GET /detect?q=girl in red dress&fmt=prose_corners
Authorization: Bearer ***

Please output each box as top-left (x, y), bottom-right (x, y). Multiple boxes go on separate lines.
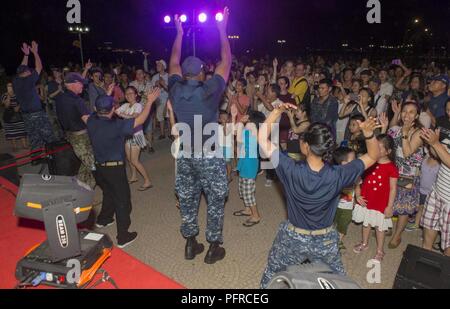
top-left (353, 134), bottom-right (399, 262)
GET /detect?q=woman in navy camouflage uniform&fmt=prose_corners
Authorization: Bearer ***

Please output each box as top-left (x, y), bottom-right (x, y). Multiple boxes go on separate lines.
top-left (258, 103), bottom-right (381, 288)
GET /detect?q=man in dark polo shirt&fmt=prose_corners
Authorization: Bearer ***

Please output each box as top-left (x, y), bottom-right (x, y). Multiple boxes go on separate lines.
top-left (55, 72), bottom-right (96, 189)
top-left (82, 89), bottom-right (160, 248)
top-left (310, 79), bottom-right (339, 136)
top-left (12, 41), bottom-right (56, 152)
top-left (168, 8), bottom-right (231, 264)
top-left (428, 75), bottom-right (449, 126)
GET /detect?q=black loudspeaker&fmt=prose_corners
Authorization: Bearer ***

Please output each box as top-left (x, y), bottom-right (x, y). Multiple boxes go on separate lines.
top-left (46, 141), bottom-right (81, 176)
top-left (0, 153), bottom-right (20, 186)
top-left (393, 245), bottom-right (450, 289)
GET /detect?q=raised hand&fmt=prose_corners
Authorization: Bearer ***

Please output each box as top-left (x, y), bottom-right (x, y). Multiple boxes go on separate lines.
top-left (421, 128), bottom-right (441, 146)
top-left (379, 112), bottom-right (389, 130)
top-left (106, 83), bottom-right (116, 96)
top-left (277, 103), bottom-right (298, 113)
top-left (217, 7), bottom-right (230, 33)
top-left (85, 59), bottom-right (93, 71)
top-left (357, 117), bottom-right (381, 138)
top-left (21, 43), bottom-right (30, 55)
top-left (147, 87), bottom-right (161, 104)
top-left (273, 58), bottom-right (278, 68)
top-left (391, 98), bottom-right (401, 114)
top-left (30, 41), bottom-right (39, 55)
top-left (174, 15), bottom-right (184, 35)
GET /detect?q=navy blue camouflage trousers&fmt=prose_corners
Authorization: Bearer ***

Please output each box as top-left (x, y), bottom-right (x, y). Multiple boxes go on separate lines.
top-left (260, 221), bottom-right (345, 288)
top-left (22, 111), bottom-right (57, 150)
top-left (175, 157), bottom-right (228, 244)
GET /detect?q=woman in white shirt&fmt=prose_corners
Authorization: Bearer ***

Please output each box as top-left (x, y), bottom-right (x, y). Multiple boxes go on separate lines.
top-left (116, 86), bottom-right (153, 191)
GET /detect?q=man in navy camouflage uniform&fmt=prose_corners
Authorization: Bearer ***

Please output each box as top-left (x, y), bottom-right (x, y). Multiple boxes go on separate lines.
top-left (13, 42), bottom-right (57, 154)
top-left (168, 8), bottom-right (232, 264)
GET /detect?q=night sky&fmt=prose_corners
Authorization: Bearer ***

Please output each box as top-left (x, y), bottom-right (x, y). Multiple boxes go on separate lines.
top-left (1, 0), bottom-right (449, 73)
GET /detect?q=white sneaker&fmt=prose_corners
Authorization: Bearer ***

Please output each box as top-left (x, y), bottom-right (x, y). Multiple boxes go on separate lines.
top-left (95, 221), bottom-right (114, 228)
top-left (265, 180), bottom-right (273, 187)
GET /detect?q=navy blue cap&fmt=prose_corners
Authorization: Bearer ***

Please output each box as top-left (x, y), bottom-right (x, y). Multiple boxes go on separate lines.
top-left (181, 56), bottom-right (205, 76)
top-left (95, 95), bottom-right (114, 113)
top-left (370, 77), bottom-right (381, 85)
top-left (16, 65), bottom-right (31, 75)
top-left (431, 74), bottom-right (449, 87)
top-left (64, 72), bottom-right (86, 84)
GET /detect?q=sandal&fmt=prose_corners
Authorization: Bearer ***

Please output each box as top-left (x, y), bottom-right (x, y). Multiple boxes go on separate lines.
top-left (233, 210), bottom-right (251, 217)
top-left (353, 243), bottom-right (369, 254)
top-left (138, 184), bottom-right (154, 191)
top-left (373, 250), bottom-right (385, 263)
top-left (128, 179), bottom-right (138, 184)
top-left (243, 219), bottom-right (261, 227)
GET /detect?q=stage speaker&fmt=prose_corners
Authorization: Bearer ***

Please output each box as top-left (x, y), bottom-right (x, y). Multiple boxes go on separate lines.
top-left (0, 153), bottom-right (19, 186)
top-left (46, 141), bottom-right (81, 177)
top-left (393, 245), bottom-right (450, 289)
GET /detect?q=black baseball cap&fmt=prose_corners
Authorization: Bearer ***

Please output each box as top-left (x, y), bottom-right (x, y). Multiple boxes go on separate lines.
top-left (95, 95), bottom-right (114, 113)
top-left (431, 75), bottom-right (449, 88)
top-left (16, 65), bottom-right (31, 75)
top-left (64, 72), bottom-right (86, 84)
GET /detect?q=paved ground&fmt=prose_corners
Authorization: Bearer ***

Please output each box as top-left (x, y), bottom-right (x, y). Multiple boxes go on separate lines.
top-left (1, 134), bottom-right (424, 289)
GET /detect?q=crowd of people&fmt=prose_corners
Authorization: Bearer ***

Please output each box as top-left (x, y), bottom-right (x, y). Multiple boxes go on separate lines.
top-left (2, 6), bottom-right (450, 287)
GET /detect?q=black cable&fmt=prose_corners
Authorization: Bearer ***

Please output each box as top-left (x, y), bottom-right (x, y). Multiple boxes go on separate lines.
top-left (14, 271), bottom-right (38, 289)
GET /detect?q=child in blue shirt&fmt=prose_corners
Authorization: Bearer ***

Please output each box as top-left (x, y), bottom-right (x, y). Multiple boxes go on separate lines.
top-left (232, 110), bottom-right (266, 227)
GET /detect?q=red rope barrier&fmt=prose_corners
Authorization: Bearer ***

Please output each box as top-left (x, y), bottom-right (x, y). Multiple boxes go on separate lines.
top-left (0, 144), bottom-right (72, 171)
top-left (13, 148), bottom-right (45, 160)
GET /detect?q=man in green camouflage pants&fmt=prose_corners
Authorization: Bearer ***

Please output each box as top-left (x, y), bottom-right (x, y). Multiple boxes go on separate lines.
top-left (55, 72), bottom-right (96, 189)
top-left (66, 132), bottom-right (96, 188)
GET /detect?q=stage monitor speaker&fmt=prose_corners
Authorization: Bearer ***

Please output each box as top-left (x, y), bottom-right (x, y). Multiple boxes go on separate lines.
top-left (0, 153), bottom-right (19, 186)
top-left (393, 245), bottom-right (450, 289)
top-left (46, 141), bottom-right (81, 176)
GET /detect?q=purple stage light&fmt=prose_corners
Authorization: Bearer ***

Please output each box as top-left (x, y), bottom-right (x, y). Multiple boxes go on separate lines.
top-left (180, 14), bottom-right (187, 23)
top-left (164, 15), bottom-right (171, 24)
top-left (215, 12), bottom-right (224, 22)
top-left (198, 13), bottom-right (207, 23)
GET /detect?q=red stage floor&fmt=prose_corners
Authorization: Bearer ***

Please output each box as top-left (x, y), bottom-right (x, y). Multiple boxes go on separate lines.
top-left (0, 177), bottom-right (184, 289)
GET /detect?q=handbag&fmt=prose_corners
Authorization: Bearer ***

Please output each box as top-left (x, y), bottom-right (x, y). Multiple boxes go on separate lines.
top-left (397, 176), bottom-right (415, 189)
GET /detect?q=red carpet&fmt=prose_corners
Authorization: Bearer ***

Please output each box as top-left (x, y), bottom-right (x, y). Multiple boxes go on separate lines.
top-left (0, 177), bottom-right (184, 289)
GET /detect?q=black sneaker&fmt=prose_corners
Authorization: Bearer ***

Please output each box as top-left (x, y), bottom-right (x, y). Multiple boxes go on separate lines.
top-left (148, 147), bottom-right (155, 154)
top-left (158, 135), bottom-right (166, 140)
top-left (204, 243), bottom-right (226, 264)
top-left (117, 232), bottom-right (138, 248)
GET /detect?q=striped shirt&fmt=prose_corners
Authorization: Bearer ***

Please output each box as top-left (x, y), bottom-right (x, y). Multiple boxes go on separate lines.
top-left (435, 151), bottom-right (450, 202)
